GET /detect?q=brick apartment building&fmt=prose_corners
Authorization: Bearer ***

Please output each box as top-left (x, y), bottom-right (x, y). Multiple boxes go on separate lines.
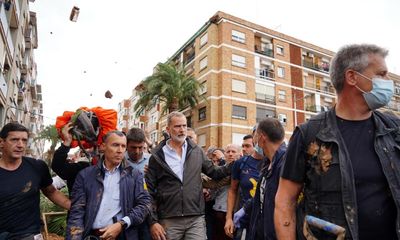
top-left (118, 11), bottom-right (400, 149)
top-left (0, 0), bottom-right (44, 158)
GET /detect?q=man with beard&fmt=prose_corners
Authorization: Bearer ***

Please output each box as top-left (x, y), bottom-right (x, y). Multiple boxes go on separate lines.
top-left (146, 111), bottom-right (232, 240)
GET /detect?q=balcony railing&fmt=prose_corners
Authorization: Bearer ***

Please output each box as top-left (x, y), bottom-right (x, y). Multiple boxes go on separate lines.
top-left (256, 68), bottom-right (275, 80)
top-left (305, 105), bottom-right (330, 113)
top-left (323, 86), bottom-right (335, 94)
top-left (0, 73), bottom-right (7, 97)
top-left (303, 60), bottom-right (330, 73)
top-left (387, 101), bottom-right (400, 112)
top-left (0, 4), bottom-right (14, 59)
top-left (255, 45), bottom-right (274, 57)
top-left (183, 53), bottom-right (195, 65)
top-left (255, 93), bottom-right (276, 104)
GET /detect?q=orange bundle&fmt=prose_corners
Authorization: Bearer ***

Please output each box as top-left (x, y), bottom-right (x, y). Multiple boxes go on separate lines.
top-left (55, 106), bottom-right (117, 149)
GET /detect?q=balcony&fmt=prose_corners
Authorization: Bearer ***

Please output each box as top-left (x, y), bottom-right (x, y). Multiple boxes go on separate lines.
top-left (255, 45), bottom-right (274, 57)
top-left (303, 60), bottom-right (330, 73)
top-left (183, 52), bottom-right (195, 65)
top-left (0, 73), bottom-right (7, 98)
top-left (9, 0), bottom-right (20, 29)
top-left (139, 115), bottom-right (149, 122)
top-left (30, 83), bottom-right (37, 99)
top-left (387, 101), bottom-right (400, 112)
top-left (255, 92), bottom-right (276, 104)
top-left (256, 68), bottom-right (275, 80)
top-left (305, 105), bottom-right (330, 113)
top-left (0, 4), bottom-right (14, 59)
top-left (323, 85), bottom-right (335, 94)
top-left (17, 89), bottom-right (25, 101)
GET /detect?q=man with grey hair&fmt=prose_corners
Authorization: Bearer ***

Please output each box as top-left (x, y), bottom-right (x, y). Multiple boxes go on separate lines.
top-left (67, 130), bottom-right (151, 240)
top-left (275, 44), bottom-right (400, 240)
top-left (146, 111), bottom-right (232, 240)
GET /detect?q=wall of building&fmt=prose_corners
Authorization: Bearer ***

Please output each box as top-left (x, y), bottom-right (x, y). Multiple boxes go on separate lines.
top-left (122, 11), bottom-right (400, 151)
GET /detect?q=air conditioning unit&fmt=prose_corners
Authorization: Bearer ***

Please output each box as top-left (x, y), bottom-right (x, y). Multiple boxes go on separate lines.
top-left (308, 53), bottom-right (314, 58)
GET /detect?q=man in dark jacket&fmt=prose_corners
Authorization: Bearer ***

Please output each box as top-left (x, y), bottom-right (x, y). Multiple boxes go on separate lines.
top-left (51, 122), bottom-right (91, 194)
top-left (66, 130), bottom-right (151, 240)
top-left (146, 111), bottom-right (232, 240)
top-left (239, 118), bottom-right (286, 240)
top-left (275, 44), bottom-right (400, 240)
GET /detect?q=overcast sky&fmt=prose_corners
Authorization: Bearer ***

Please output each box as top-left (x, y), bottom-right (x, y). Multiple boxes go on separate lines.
top-left (30, 0), bottom-right (400, 125)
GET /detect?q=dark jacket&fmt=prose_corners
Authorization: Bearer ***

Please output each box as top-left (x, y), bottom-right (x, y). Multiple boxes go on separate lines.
top-left (66, 160), bottom-right (151, 240)
top-left (51, 144), bottom-right (90, 193)
top-left (246, 144), bottom-right (286, 240)
top-left (145, 138), bottom-right (232, 224)
top-left (295, 109), bottom-right (400, 240)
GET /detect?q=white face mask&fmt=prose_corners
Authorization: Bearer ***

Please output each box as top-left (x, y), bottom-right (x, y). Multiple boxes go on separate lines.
top-left (354, 72), bottom-right (394, 110)
top-left (254, 143), bottom-right (264, 157)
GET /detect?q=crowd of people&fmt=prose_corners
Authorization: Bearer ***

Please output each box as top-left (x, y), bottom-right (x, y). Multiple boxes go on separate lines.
top-left (1, 43), bottom-right (400, 240)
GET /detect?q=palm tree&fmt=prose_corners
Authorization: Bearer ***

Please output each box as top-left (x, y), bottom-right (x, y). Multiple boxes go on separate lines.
top-left (35, 124), bottom-right (60, 166)
top-left (134, 62), bottom-right (202, 116)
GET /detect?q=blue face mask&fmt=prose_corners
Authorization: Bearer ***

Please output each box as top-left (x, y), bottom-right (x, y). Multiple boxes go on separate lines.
top-left (355, 72), bottom-right (394, 110)
top-left (254, 144), bottom-right (264, 157)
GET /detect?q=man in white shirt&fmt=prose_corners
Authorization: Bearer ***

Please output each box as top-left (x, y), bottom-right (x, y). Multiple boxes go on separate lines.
top-left (146, 112), bottom-right (232, 240)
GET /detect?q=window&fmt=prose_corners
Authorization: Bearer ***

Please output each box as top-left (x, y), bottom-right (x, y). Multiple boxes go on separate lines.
top-left (255, 83), bottom-right (275, 103)
top-left (232, 54), bottom-right (246, 68)
top-left (256, 107), bottom-right (276, 122)
top-left (277, 67), bottom-right (285, 78)
top-left (199, 81), bottom-right (207, 95)
top-left (232, 79), bottom-right (246, 93)
top-left (232, 105), bottom-right (247, 120)
top-left (232, 133), bottom-right (246, 145)
top-left (276, 45), bottom-right (284, 55)
top-left (278, 90), bottom-right (286, 101)
top-left (199, 107), bottom-right (206, 121)
top-left (200, 57), bottom-right (208, 70)
top-left (200, 33), bottom-right (208, 47)
top-left (150, 131), bottom-right (157, 143)
top-left (278, 113), bottom-right (287, 126)
top-left (395, 86), bottom-right (400, 95)
top-left (232, 30), bottom-right (246, 43)
top-left (151, 114), bottom-right (157, 124)
top-left (198, 134), bottom-right (206, 147)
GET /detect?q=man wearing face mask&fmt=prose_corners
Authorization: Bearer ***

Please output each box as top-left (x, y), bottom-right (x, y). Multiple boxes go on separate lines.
top-left (238, 118), bottom-right (286, 240)
top-left (275, 44), bottom-right (400, 240)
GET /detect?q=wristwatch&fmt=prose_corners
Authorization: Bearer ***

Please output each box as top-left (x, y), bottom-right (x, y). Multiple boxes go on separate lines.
top-left (118, 219), bottom-right (128, 230)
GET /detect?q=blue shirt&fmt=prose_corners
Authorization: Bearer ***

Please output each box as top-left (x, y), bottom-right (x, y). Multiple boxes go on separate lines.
top-left (162, 139), bottom-right (188, 182)
top-left (92, 162), bottom-right (131, 229)
top-left (126, 152), bottom-right (150, 174)
top-left (231, 155), bottom-right (261, 206)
